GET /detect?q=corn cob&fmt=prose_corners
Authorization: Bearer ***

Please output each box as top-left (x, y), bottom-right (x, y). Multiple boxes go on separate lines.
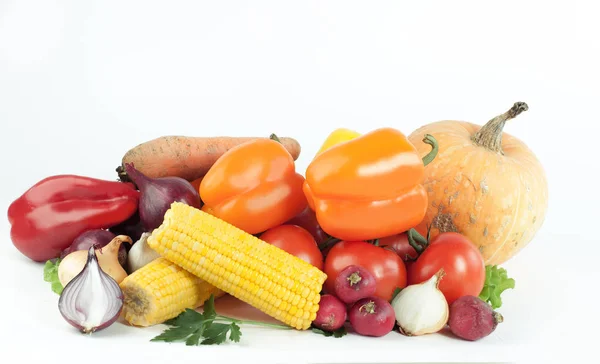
top-left (147, 202), bottom-right (328, 330)
top-left (120, 257), bottom-right (225, 327)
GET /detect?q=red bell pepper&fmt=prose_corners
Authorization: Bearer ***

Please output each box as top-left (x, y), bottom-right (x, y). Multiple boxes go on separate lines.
top-left (7, 175), bottom-right (140, 262)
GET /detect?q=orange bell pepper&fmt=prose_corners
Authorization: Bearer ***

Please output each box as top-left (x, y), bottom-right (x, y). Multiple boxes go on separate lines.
top-left (303, 128), bottom-right (438, 241)
top-left (199, 136), bottom-right (308, 235)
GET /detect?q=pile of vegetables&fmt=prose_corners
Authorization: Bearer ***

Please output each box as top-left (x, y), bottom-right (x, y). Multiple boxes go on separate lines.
top-left (9, 102), bottom-right (546, 345)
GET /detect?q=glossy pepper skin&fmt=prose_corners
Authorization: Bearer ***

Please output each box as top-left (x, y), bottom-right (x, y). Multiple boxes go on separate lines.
top-left (8, 175), bottom-right (140, 262)
top-left (315, 128), bottom-right (361, 157)
top-left (304, 127), bottom-right (435, 241)
top-left (200, 137), bottom-right (308, 235)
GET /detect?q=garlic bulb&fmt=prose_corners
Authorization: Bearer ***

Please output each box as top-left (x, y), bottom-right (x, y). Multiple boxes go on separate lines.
top-left (391, 269), bottom-right (449, 336)
top-left (126, 232), bottom-right (160, 273)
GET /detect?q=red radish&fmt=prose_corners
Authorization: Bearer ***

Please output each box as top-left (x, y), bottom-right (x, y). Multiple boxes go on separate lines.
top-left (448, 295), bottom-right (504, 341)
top-left (348, 296), bottom-right (395, 337)
top-left (334, 265), bottom-right (377, 304)
top-left (312, 294), bottom-right (347, 331)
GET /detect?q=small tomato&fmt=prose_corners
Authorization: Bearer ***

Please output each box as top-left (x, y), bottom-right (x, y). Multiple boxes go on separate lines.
top-left (323, 240), bottom-right (407, 301)
top-left (260, 224), bottom-right (324, 270)
top-left (408, 232), bottom-right (486, 305)
top-left (378, 232), bottom-right (418, 262)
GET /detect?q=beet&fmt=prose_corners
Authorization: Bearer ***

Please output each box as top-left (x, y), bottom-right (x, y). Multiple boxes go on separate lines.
top-left (313, 294), bottom-right (347, 331)
top-left (448, 295), bottom-right (504, 341)
top-left (348, 296), bottom-right (395, 337)
top-left (334, 265), bottom-right (377, 304)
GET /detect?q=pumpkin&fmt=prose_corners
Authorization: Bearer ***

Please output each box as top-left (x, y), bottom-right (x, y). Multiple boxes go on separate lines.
top-left (408, 102), bottom-right (548, 265)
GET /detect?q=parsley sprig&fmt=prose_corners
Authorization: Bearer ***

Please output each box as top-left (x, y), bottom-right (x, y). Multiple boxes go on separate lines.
top-left (479, 265), bottom-right (515, 309)
top-left (151, 295), bottom-right (292, 345)
top-left (311, 326), bottom-right (347, 338)
top-left (43, 258), bottom-right (63, 295)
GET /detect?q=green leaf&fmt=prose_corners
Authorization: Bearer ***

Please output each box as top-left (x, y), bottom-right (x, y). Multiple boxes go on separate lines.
top-left (185, 332), bottom-right (202, 346)
top-left (200, 324), bottom-right (231, 345)
top-left (311, 326), bottom-right (347, 338)
top-left (229, 323), bottom-right (242, 342)
top-left (332, 326), bottom-right (347, 338)
top-left (390, 287), bottom-right (403, 302)
top-left (150, 325), bottom-right (199, 343)
top-left (152, 294), bottom-right (245, 346)
top-left (43, 259), bottom-right (63, 295)
top-left (202, 322), bottom-right (230, 345)
top-left (201, 295), bottom-right (217, 320)
top-left (164, 308), bottom-right (204, 327)
top-left (479, 265), bottom-right (516, 309)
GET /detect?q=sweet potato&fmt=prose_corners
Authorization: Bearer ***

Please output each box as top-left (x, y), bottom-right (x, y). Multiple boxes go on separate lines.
top-left (117, 135), bottom-right (301, 182)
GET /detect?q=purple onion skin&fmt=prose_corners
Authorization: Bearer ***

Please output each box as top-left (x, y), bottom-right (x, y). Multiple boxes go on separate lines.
top-left (58, 246), bottom-right (124, 334)
top-left (109, 212), bottom-right (145, 244)
top-left (60, 230), bottom-right (127, 266)
top-left (124, 163), bottom-right (202, 231)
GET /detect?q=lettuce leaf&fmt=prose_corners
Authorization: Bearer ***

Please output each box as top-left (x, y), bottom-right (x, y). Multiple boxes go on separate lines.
top-left (479, 265), bottom-right (515, 309)
top-left (43, 259), bottom-right (63, 295)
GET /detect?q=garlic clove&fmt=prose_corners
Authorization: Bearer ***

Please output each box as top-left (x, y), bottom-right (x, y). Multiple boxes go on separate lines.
top-left (126, 232), bottom-right (161, 273)
top-left (391, 269), bottom-right (449, 336)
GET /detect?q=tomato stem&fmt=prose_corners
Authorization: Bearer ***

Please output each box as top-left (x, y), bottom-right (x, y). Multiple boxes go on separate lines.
top-left (318, 236), bottom-right (341, 252)
top-left (407, 228), bottom-right (429, 256)
top-left (421, 134), bottom-right (439, 166)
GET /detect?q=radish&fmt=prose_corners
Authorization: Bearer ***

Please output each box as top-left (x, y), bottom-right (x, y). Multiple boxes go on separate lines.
top-left (312, 294), bottom-right (347, 331)
top-left (348, 296), bottom-right (395, 337)
top-left (448, 295), bottom-right (504, 341)
top-left (334, 264), bottom-right (376, 304)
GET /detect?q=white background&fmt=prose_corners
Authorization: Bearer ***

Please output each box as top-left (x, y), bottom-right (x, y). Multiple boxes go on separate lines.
top-left (1, 1), bottom-right (598, 363)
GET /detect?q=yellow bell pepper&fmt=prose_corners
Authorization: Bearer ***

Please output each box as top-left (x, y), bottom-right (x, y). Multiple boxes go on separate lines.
top-left (315, 128), bottom-right (361, 156)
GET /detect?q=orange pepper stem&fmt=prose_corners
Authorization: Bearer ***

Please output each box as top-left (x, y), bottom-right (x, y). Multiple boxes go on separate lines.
top-left (421, 134), bottom-right (439, 166)
top-left (269, 133), bottom-right (282, 143)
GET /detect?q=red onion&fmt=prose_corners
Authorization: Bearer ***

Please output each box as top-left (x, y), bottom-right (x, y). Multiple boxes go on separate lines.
top-left (124, 163), bottom-right (202, 231)
top-left (60, 229), bottom-right (127, 267)
top-left (58, 246), bottom-right (124, 334)
top-left (109, 212), bottom-right (145, 244)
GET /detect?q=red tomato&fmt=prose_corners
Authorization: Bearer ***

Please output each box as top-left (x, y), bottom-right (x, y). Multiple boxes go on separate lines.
top-left (285, 207), bottom-right (328, 244)
top-left (323, 240), bottom-right (407, 301)
top-left (378, 232), bottom-right (418, 262)
top-left (408, 232), bottom-right (485, 305)
top-left (260, 224), bottom-right (324, 270)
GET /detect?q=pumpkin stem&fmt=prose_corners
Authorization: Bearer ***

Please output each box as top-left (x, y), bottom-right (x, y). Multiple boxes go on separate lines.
top-left (471, 102), bottom-right (529, 154)
top-left (421, 134), bottom-right (439, 166)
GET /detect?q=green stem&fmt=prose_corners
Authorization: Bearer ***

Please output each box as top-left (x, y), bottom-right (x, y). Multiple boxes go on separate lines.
top-left (215, 315), bottom-right (292, 330)
top-left (270, 133), bottom-right (282, 143)
top-left (407, 230), bottom-right (424, 254)
top-left (421, 134), bottom-right (439, 166)
top-left (407, 228), bottom-right (430, 255)
top-left (318, 236), bottom-right (341, 252)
